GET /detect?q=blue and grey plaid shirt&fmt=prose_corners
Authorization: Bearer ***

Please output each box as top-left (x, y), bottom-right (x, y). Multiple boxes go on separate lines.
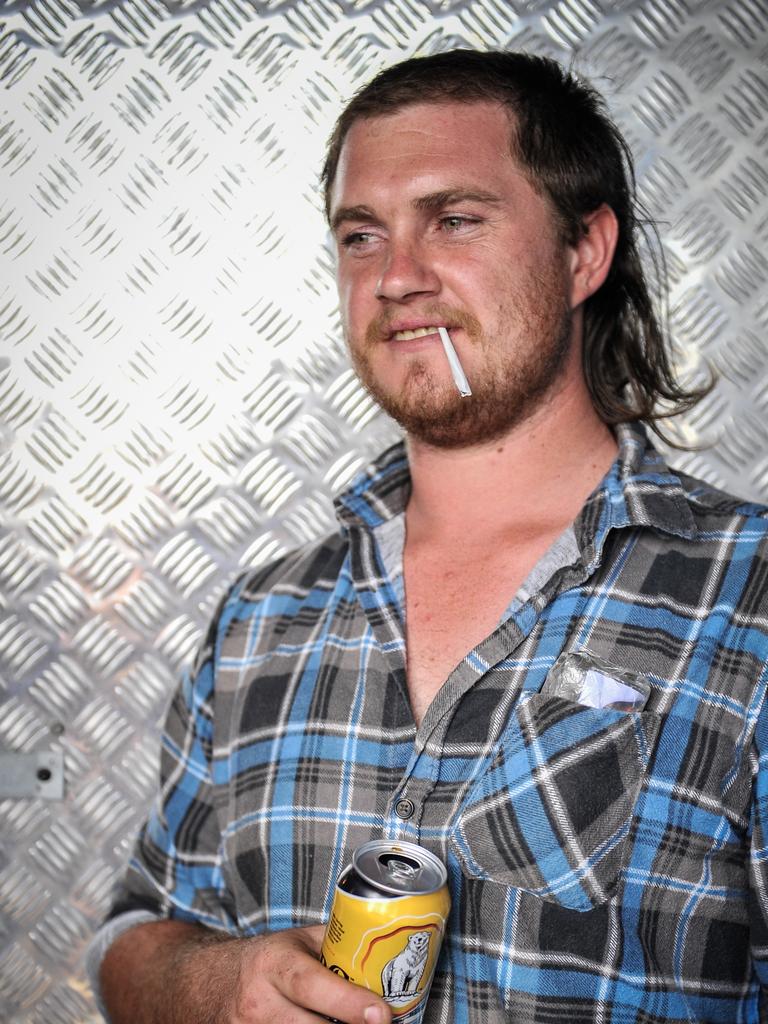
top-left (108, 424), bottom-right (768, 1022)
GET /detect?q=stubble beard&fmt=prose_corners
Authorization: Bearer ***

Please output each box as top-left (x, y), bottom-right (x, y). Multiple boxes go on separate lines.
top-left (347, 280), bottom-right (574, 450)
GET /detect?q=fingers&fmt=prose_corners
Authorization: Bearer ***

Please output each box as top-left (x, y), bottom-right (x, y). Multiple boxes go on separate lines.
top-left (234, 927), bottom-right (391, 1024)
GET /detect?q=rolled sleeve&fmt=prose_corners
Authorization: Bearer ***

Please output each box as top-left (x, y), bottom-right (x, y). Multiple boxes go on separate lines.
top-left (108, 589), bottom-right (238, 933)
top-left (749, 684), bottom-right (768, 1005)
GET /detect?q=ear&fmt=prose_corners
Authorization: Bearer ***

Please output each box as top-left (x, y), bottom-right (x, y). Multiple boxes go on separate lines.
top-left (568, 204), bottom-right (619, 309)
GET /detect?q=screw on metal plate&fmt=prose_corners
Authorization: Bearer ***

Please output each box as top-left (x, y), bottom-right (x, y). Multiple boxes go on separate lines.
top-left (0, 750), bottom-right (65, 800)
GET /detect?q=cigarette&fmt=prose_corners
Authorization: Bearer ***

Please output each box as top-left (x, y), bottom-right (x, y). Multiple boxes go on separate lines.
top-left (438, 327), bottom-right (472, 397)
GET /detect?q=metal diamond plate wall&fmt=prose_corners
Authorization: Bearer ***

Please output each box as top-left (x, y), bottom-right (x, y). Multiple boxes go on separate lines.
top-left (0, 0), bottom-right (766, 1020)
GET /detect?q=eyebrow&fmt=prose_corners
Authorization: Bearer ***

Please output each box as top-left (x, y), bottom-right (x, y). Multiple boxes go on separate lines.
top-left (330, 188), bottom-right (502, 233)
top-left (413, 188), bottom-right (502, 212)
top-left (330, 204), bottom-right (379, 234)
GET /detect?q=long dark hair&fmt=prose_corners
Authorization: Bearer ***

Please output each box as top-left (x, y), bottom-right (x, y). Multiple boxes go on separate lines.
top-left (321, 49), bottom-right (711, 440)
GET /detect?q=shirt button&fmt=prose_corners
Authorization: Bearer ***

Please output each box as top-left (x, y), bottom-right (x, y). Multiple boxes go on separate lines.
top-left (395, 798), bottom-right (414, 820)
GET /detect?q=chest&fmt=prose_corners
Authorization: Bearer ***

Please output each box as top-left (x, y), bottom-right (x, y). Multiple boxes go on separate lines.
top-left (219, 541), bottom-right (757, 948)
top-left (402, 540), bottom-right (546, 722)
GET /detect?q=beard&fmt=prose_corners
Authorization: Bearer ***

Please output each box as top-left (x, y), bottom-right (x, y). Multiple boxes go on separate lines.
top-left (347, 270), bottom-right (574, 450)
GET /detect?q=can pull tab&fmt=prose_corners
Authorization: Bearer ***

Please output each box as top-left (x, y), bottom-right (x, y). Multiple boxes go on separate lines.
top-left (379, 853), bottom-right (420, 881)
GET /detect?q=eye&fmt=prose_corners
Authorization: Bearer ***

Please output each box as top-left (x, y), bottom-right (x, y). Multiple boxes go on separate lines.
top-left (439, 214), bottom-right (479, 233)
top-left (338, 230), bottom-right (382, 255)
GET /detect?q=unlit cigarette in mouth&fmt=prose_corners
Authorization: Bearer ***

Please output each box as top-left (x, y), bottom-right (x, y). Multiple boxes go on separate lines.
top-left (437, 327), bottom-right (472, 398)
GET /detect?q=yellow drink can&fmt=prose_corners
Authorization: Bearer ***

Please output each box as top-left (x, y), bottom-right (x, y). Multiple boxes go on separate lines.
top-left (320, 840), bottom-right (450, 1024)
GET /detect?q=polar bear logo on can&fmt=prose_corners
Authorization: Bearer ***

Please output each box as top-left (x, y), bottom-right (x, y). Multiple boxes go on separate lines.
top-left (381, 931), bottom-right (431, 1003)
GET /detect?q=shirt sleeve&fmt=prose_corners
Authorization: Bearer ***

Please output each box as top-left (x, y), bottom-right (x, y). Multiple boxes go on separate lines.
top-left (749, 685), bottom-right (768, 999)
top-left (106, 587), bottom-right (239, 933)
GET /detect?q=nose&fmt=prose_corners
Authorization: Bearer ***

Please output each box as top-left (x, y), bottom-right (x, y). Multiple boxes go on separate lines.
top-left (375, 239), bottom-right (440, 303)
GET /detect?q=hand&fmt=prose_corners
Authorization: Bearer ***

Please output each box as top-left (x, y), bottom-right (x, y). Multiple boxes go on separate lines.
top-left (100, 918), bottom-right (392, 1024)
top-left (225, 924), bottom-right (391, 1024)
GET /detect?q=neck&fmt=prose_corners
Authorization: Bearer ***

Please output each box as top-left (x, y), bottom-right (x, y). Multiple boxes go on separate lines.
top-left (404, 374), bottom-right (619, 546)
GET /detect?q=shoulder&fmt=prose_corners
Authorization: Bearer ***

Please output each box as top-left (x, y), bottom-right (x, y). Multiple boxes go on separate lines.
top-left (208, 529), bottom-right (350, 645)
top-left (660, 471), bottom-right (768, 653)
top-left (672, 468), bottom-right (768, 535)
top-left (239, 531), bottom-right (349, 600)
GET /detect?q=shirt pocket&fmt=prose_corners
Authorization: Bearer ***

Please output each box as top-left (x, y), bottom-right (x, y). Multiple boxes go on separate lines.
top-left (450, 693), bottom-right (661, 911)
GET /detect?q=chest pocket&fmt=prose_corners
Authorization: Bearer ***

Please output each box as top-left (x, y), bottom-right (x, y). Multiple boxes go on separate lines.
top-left (450, 693), bottom-right (661, 911)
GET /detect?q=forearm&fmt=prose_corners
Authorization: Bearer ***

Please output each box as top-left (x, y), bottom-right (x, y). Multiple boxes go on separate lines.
top-left (100, 919), bottom-right (235, 1024)
top-left (99, 918), bottom-right (391, 1024)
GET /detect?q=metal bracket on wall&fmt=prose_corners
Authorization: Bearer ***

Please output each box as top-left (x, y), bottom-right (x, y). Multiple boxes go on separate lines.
top-left (0, 750), bottom-right (65, 800)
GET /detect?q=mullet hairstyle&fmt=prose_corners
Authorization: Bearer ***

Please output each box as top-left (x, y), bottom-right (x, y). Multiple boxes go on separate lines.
top-left (321, 49), bottom-right (711, 440)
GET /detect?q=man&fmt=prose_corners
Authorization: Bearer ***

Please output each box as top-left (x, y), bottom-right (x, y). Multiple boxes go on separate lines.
top-left (91, 50), bottom-right (768, 1023)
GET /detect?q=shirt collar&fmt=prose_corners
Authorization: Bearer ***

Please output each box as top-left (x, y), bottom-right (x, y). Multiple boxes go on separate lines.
top-left (334, 422), bottom-right (697, 547)
top-left (591, 421), bottom-right (696, 532)
top-left (333, 440), bottom-right (410, 530)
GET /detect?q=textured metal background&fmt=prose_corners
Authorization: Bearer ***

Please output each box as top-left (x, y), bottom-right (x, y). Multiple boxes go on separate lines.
top-left (0, 1), bottom-right (766, 1020)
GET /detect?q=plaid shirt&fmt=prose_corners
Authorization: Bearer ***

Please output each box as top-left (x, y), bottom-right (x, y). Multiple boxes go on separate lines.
top-left (110, 424), bottom-right (768, 1023)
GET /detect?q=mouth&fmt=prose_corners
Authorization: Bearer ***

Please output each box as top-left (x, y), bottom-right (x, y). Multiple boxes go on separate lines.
top-left (390, 326), bottom-right (444, 342)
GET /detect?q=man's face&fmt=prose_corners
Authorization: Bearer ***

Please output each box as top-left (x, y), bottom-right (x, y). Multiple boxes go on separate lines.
top-left (329, 100), bottom-right (582, 449)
